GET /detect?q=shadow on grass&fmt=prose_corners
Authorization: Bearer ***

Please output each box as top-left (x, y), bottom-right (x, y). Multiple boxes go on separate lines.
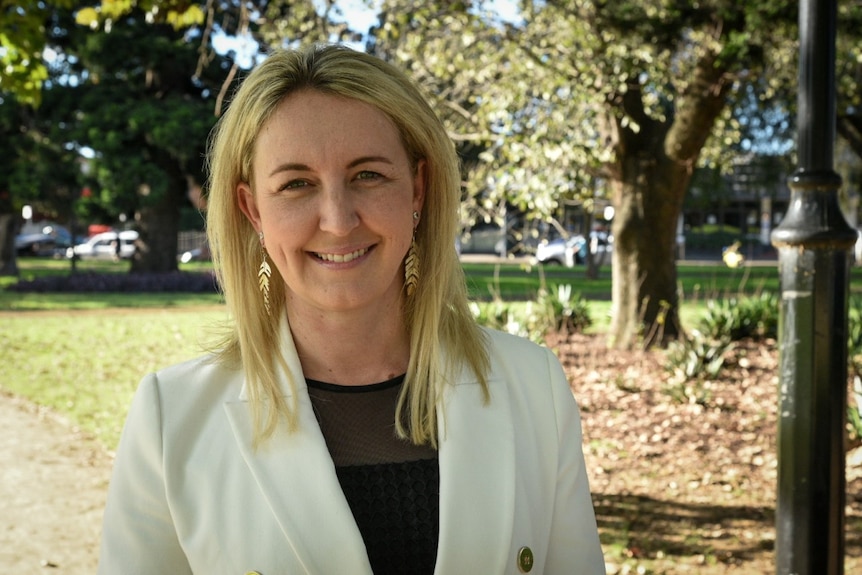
top-left (593, 492), bottom-right (862, 567)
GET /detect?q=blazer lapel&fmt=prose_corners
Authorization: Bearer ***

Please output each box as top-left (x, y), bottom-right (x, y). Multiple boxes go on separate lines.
top-left (434, 370), bottom-right (516, 574)
top-left (224, 319), bottom-right (372, 575)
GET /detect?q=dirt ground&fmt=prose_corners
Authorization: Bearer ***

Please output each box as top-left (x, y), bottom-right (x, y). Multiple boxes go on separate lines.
top-left (0, 391), bottom-right (112, 573)
top-left (552, 332), bottom-right (862, 574)
top-left (1, 332), bottom-right (860, 574)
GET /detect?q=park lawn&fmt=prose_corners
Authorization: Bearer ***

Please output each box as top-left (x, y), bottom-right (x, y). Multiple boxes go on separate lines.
top-left (2, 256), bottom-right (815, 309)
top-left (0, 307), bottom-right (230, 449)
top-left (2, 255), bottom-right (860, 450)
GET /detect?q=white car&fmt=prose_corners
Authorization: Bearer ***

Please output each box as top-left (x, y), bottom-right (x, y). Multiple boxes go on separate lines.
top-left (535, 236), bottom-right (586, 267)
top-left (67, 230), bottom-right (139, 260)
top-left (535, 232), bottom-right (613, 268)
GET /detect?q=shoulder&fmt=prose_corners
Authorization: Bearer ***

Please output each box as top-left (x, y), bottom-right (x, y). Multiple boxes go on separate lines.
top-left (138, 353), bottom-right (245, 414)
top-left (152, 352), bottom-right (232, 383)
top-left (475, 327), bottom-right (567, 395)
top-left (480, 326), bottom-right (557, 368)
top-left (477, 326), bottom-right (575, 407)
top-left (120, 352), bottom-right (246, 449)
top-left (470, 328), bottom-right (582, 445)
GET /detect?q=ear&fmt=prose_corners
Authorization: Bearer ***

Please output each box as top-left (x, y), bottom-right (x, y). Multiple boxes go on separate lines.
top-left (412, 159), bottom-right (427, 217)
top-left (237, 182), bottom-right (262, 232)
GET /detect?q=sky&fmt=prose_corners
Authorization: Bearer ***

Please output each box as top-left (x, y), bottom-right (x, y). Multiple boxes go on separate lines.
top-left (212, 0), bottom-right (522, 67)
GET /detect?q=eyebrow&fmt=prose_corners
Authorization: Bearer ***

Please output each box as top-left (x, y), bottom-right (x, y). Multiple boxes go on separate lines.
top-left (267, 156), bottom-right (395, 178)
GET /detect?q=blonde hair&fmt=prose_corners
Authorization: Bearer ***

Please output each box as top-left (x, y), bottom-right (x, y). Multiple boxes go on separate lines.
top-left (205, 44), bottom-right (489, 446)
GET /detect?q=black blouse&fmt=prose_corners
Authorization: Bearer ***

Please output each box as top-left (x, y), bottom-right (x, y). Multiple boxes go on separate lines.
top-left (306, 375), bottom-right (439, 575)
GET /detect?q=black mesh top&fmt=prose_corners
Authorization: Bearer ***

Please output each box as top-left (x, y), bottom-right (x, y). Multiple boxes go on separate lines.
top-left (306, 375), bottom-right (439, 575)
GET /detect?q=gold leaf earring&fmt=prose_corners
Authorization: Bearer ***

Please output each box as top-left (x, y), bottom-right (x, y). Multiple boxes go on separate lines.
top-left (405, 211), bottom-right (420, 297)
top-left (258, 232), bottom-right (272, 315)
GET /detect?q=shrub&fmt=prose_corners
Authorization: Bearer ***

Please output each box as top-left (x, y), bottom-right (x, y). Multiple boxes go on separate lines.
top-left (469, 284), bottom-right (592, 345)
top-left (536, 284), bottom-right (592, 334)
top-left (8, 271), bottom-right (220, 293)
top-left (664, 330), bottom-right (733, 379)
top-left (846, 297), bottom-right (862, 444)
top-left (470, 300), bottom-right (549, 344)
top-left (698, 292), bottom-right (778, 342)
top-left (850, 376), bottom-right (862, 445)
top-left (663, 330), bottom-right (735, 405)
top-left (665, 330), bottom-right (733, 381)
top-left (847, 296), bottom-right (862, 374)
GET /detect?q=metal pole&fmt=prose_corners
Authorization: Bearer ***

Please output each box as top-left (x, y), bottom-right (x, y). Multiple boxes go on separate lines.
top-left (770, 0), bottom-right (855, 573)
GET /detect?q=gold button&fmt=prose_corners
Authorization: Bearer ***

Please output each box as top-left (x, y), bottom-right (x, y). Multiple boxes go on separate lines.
top-left (517, 546), bottom-right (534, 573)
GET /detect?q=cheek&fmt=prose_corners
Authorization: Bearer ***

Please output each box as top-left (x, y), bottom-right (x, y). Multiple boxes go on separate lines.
top-left (259, 202), bottom-right (310, 243)
top-left (261, 210), bottom-right (314, 255)
top-left (374, 194), bottom-right (415, 233)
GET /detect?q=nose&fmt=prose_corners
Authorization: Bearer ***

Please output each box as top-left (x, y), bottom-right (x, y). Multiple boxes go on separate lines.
top-left (318, 182), bottom-right (359, 237)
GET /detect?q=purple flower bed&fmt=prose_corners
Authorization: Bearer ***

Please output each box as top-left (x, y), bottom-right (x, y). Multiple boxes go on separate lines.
top-left (9, 272), bottom-right (221, 293)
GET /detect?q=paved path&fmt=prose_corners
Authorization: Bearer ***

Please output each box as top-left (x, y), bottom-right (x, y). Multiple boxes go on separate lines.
top-left (0, 392), bottom-right (111, 573)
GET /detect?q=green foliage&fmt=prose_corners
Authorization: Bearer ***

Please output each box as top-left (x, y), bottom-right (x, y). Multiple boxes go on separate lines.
top-left (847, 296), bottom-right (862, 443)
top-left (0, 0), bottom-right (205, 106)
top-left (0, 0), bottom-right (77, 106)
top-left (536, 283), bottom-right (593, 334)
top-left (469, 282), bottom-right (593, 344)
top-left (850, 376), bottom-right (862, 445)
top-left (469, 299), bottom-right (549, 344)
top-left (67, 14), bottom-right (220, 219)
top-left (685, 230), bottom-right (740, 251)
top-left (663, 324), bottom-right (734, 405)
top-left (697, 292), bottom-right (778, 342)
top-left (847, 296), bottom-right (862, 373)
top-left (76, 1), bottom-right (205, 30)
top-left (663, 290), bottom-right (777, 404)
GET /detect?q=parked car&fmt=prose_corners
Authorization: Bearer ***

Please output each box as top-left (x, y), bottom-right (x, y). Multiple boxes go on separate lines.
top-left (535, 232), bottom-right (613, 267)
top-left (179, 240), bottom-right (211, 263)
top-left (535, 235), bottom-right (586, 267)
top-left (15, 224), bottom-right (76, 257)
top-left (66, 230), bottom-right (139, 260)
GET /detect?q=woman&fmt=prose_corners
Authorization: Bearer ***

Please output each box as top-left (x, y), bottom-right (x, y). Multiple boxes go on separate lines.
top-left (98, 44), bottom-right (605, 575)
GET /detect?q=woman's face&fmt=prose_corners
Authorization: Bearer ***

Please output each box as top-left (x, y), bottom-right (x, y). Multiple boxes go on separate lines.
top-left (238, 90), bottom-right (425, 317)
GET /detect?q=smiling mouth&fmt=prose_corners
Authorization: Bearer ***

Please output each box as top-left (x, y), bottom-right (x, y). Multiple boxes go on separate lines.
top-left (314, 247), bottom-right (369, 263)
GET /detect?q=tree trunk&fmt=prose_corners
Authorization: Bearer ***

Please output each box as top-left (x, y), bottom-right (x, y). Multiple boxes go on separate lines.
top-left (130, 157), bottom-right (184, 273)
top-left (609, 154), bottom-right (688, 348)
top-left (0, 212), bottom-right (19, 276)
top-left (607, 48), bottom-right (732, 349)
top-left (837, 114), bottom-right (862, 161)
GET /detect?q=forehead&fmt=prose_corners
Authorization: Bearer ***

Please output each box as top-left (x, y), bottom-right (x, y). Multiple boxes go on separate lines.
top-left (253, 90), bottom-right (407, 168)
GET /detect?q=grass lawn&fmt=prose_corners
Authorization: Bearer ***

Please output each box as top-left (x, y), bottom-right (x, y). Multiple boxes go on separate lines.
top-left (2, 256), bottom-right (811, 309)
top-left (462, 260), bottom-right (785, 301)
top-left (2, 255), bottom-right (861, 449)
top-left (0, 307), bottom-right (230, 449)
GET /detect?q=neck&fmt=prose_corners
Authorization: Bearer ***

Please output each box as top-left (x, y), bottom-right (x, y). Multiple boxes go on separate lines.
top-left (286, 299), bottom-right (410, 386)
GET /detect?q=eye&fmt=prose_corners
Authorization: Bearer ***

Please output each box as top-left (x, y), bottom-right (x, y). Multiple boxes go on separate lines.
top-left (355, 170), bottom-right (383, 181)
top-left (278, 179), bottom-right (308, 192)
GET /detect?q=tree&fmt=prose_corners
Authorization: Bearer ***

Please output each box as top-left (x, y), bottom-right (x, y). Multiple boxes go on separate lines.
top-left (0, 0), bottom-right (77, 107)
top-left (837, 3), bottom-right (862, 162)
top-left (0, 83), bottom-right (84, 276)
top-left (218, 0), bottom-right (807, 347)
top-left (7, 0), bottom-right (856, 331)
top-left (1, 2), bottom-right (235, 273)
top-left (0, 95), bottom-right (27, 276)
top-left (67, 10), bottom-right (224, 272)
top-left (362, 0), bottom-right (801, 347)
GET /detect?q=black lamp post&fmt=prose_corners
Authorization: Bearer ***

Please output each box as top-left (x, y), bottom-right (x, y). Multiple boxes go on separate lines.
top-left (770, 0), bottom-right (855, 573)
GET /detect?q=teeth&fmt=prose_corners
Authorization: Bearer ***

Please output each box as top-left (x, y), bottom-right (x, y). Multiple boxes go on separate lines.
top-left (316, 248), bottom-right (368, 263)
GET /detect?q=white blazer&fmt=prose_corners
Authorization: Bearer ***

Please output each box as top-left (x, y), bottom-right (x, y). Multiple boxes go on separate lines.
top-left (98, 321), bottom-right (605, 574)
